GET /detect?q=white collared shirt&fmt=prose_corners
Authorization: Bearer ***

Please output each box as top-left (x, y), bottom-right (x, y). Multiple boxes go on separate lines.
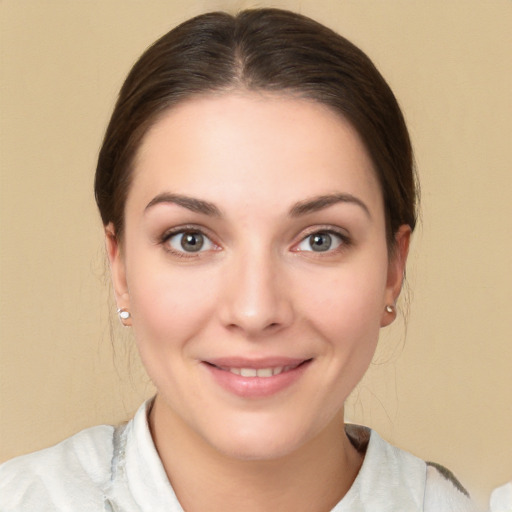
top-left (0, 400), bottom-right (477, 511)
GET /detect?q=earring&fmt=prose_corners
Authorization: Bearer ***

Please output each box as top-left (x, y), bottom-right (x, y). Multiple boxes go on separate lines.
top-left (117, 308), bottom-right (131, 320)
top-left (385, 304), bottom-right (395, 314)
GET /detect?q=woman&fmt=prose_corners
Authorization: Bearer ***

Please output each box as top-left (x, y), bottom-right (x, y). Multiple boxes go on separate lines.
top-left (0, 8), bottom-right (477, 511)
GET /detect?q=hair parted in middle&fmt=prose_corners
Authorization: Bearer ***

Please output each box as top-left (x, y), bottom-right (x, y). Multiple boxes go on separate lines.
top-left (95, 8), bottom-right (417, 247)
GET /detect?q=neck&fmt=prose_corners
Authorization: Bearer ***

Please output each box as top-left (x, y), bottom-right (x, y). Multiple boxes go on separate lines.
top-left (149, 396), bottom-right (363, 512)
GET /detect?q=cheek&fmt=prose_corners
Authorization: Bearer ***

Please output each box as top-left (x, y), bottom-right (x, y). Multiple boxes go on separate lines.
top-left (126, 258), bottom-right (219, 350)
top-left (302, 260), bottom-right (388, 335)
top-left (298, 251), bottom-right (389, 392)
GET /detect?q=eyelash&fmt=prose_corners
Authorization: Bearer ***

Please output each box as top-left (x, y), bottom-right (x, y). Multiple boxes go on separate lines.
top-left (293, 227), bottom-right (351, 254)
top-left (160, 225), bottom-right (218, 258)
top-left (159, 225), bottom-right (351, 258)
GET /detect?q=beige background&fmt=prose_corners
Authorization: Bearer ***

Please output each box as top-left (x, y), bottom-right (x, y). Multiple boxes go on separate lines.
top-left (1, 0), bottom-right (510, 508)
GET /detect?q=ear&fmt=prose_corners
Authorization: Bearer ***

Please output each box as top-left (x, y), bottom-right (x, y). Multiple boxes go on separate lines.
top-left (381, 225), bottom-right (411, 327)
top-left (105, 223), bottom-right (131, 326)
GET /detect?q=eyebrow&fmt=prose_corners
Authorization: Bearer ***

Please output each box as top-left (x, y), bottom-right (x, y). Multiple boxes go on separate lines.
top-left (289, 193), bottom-right (371, 218)
top-left (145, 192), bottom-right (370, 219)
top-left (145, 193), bottom-right (222, 217)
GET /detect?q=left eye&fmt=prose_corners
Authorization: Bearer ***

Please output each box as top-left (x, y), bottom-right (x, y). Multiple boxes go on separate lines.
top-left (166, 230), bottom-right (215, 253)
top-left (296, 231), bottom-right (344, 252)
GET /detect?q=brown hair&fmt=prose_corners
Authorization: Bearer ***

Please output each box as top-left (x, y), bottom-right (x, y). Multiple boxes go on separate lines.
top-left (95, 8), bottom-right (417, 246)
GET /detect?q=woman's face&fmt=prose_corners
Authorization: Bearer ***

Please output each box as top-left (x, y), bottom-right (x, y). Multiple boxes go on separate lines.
top-left (108, 93), bottom-right (409, 460)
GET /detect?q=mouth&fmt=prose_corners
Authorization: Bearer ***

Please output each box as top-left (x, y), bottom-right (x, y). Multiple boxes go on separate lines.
top-left (207, 361), bottom-right (308, 378)
top-left (202, 358), bottom-right (313, 398)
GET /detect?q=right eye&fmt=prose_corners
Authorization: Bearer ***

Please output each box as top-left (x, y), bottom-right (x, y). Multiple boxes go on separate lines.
top-left (165, 230), bottom-right (215, 254)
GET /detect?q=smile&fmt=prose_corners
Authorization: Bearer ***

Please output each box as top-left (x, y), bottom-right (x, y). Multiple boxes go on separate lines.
top-left (203, 359), bottom-right (312, 398)
top-left (219, 364), bottom-right (301, 378)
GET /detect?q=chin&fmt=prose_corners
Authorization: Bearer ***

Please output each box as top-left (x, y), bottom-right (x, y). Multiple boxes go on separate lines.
top-left (203, 415), bottom-right (318, 462)
top-left (215, 434), bottom-right (302, 461)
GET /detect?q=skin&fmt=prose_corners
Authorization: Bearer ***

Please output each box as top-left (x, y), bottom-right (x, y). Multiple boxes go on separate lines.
top-left (106, 92), bottom-right (410, 511)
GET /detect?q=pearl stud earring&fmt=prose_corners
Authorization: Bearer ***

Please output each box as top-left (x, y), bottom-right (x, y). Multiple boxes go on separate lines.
top-left (117, 308), bottom-right (131, 320)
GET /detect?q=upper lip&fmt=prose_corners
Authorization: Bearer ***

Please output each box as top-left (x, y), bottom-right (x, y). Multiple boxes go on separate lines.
top-left (203, 357), bottom-right (311, 369)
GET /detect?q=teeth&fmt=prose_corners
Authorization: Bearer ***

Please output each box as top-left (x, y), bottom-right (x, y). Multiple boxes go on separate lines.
top-left (228, 365), bottom-right (292, 377)
top-left (240, 368), bottom-right (257, 377)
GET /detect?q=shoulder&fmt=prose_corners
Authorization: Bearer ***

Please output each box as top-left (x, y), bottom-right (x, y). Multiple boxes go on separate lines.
top-left (424, 462), bottom-right (479, 512)
top-left (339, 426), bottom-right (426, 511)
top-left (340, 426), bottom-right (478, 511)
top-left (0, 424), bottom-right (115, 512)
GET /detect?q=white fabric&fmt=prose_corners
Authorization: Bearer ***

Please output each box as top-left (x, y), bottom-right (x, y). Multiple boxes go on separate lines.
top-left (490, 482), bottom-right (512, 512)
top-left (0, 400), bottom-right (477, 511)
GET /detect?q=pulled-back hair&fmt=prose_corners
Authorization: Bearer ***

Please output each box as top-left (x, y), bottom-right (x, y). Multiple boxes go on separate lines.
top-left (95, 8), bottom-right (417, 246)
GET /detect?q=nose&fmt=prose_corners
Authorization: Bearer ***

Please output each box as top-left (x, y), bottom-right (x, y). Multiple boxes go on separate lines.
top-left (218, 247), bottom-right (294, 337)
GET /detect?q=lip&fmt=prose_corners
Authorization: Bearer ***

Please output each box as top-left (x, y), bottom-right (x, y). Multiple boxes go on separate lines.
top-left (202, 357), bottom-right (313, 398)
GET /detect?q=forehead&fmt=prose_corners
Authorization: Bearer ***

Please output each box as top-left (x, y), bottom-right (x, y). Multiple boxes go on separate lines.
top-left (128, 92), bottom-right (383, 216)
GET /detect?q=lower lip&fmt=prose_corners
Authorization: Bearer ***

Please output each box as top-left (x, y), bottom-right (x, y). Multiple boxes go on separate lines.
top-left (203, 361), bottom-right (312, 398)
